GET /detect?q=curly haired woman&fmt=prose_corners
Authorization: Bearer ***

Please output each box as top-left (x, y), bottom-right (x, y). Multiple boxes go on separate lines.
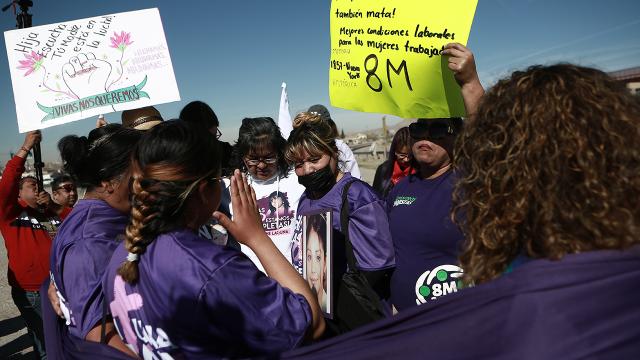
top-left (284, 64), bottom-right (640, 359)
top-left (453, 64), bottom-right (640, 285)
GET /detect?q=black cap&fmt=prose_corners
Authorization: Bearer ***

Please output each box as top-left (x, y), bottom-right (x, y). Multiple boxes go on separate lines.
top-left (308, 104), bottom-right (331, 122)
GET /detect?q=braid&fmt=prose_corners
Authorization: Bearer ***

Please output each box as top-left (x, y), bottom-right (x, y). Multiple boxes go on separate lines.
top-left (116, 120), bottom-right (223, 283)
top-left (117, 171), bottom-right (206, 284)
top-left (118, 175), bottom-right (153, 283)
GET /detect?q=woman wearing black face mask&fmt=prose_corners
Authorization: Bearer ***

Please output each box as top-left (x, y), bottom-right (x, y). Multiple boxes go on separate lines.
top-left (285, 112), bottom-right (395, 335)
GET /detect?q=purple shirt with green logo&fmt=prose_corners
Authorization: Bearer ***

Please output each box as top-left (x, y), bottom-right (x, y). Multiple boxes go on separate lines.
top-left (103, 228), bottom-right (311, 359)
top-left (387, 171), bottom-right (465, 311)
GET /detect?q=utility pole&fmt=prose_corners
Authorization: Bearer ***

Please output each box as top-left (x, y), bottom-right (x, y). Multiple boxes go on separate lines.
top-left (381, 115), bottom-right (388, 159)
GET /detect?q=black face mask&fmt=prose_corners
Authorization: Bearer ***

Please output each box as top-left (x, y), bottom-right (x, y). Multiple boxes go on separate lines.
top-left (298, 165), bottom-right (336, 199)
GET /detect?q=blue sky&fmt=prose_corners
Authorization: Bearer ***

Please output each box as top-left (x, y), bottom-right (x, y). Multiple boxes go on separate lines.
top-left (1, 0), bottom-right (639, 162)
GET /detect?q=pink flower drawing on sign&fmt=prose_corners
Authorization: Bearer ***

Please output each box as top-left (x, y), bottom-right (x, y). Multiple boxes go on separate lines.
top-left (16, 51), bottom-right (78, 100)
top-left (108, 31), bottom-right (134, 90)
top-left (110, 31), bottom-right (133, 52)
top-left (17, 51), bottom-right (44, 77)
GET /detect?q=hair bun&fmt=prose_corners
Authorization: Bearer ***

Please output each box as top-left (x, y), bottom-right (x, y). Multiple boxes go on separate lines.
top-left (292, 112), bottom-right (324, 129)
top-left (58, 135), bottom-right (90, 175)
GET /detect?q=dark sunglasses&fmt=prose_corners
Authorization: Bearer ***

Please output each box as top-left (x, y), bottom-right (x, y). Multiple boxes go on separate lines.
top-left (409, 121), bottom-right (454, 141)
top-left (55, 184), bottom-right (76, 192)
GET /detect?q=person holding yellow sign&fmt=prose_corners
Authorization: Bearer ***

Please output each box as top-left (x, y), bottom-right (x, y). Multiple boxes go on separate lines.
top-left (387, 42), bottom-right (483, 311)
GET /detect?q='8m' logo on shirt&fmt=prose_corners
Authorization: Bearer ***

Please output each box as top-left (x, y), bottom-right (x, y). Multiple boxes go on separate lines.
top-left (415, 264), bottom-right (464, 305)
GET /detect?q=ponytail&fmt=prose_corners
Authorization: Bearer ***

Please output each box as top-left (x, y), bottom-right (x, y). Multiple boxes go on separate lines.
top-left (58, 124), bottom-right (140, 188)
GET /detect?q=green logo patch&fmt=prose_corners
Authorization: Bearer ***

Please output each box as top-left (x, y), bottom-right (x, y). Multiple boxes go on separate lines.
top-left (393, 196), bottom-right (416, 207)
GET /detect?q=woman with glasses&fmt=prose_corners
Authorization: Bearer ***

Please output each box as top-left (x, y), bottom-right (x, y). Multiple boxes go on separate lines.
top-left (286, 111), bottom-right (395, 334)
top-left (228, 117), bottom-right (306, 273)
top-left (386, 43), bottom-right (485, 312)
top-left (47, 124), bottom-right (141, 356)
top-left (372, 127), bottom-right (415, 198)
top-left (103, 120), bottom-right (324, 358)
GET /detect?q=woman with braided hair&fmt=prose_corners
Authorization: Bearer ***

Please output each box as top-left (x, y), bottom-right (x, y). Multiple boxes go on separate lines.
top-left (103, 120), bottom-right (324, 359)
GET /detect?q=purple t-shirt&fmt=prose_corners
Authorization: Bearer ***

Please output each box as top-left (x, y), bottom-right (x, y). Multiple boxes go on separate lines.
top-left (49, 199), bottom-right (128, 339)
top-left (291, 173), bottom-right (395, 275)
top-left (103, 228), bottom-right (312, 359)
top-left (387, 171), bottom-right (465, 311)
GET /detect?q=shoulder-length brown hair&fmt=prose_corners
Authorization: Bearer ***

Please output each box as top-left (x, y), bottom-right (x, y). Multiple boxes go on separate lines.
top-left (453, 64), bottom-right (640, 285)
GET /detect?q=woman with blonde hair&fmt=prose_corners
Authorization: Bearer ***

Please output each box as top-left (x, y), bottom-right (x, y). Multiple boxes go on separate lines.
top-left (286, 112), bottom-right (394, 334)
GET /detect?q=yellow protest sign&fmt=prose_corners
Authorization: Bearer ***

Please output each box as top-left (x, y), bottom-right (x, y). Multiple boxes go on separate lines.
top-left (329, 0), bottom-right (478, 118)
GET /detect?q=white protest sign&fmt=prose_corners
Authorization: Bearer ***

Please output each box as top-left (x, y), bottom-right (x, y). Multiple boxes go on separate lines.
top-left (4, 8), bottom-right (180, 133)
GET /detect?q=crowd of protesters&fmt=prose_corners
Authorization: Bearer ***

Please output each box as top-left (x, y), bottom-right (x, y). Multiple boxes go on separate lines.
top-left (0, 41), bottom-right (638, 359)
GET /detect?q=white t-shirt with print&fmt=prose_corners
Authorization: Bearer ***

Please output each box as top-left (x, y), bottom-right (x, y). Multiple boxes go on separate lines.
top-left (227, 170), bottom-right (305, 273)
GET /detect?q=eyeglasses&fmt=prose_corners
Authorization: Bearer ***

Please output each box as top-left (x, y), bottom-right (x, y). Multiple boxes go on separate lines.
top-left (244, 157), bottom-right (278, 167)
top-left (55, 184), bottom-right (76, 192)
top-left (215, 128), bottom-right (222, 140)
top-left (408, 121), bottom-right (454, 141)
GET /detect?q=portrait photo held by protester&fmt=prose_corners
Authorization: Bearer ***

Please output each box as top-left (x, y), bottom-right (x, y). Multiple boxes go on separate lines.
top-left (304, 212), bottom-right (331, 314)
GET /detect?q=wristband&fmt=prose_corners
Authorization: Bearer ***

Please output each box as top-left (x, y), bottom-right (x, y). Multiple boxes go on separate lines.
top-left (19, 146), bottom-right (30, 153)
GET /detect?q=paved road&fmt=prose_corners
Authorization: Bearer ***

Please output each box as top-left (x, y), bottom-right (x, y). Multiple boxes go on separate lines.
top-left (0, 234), bottom-right (36, 359)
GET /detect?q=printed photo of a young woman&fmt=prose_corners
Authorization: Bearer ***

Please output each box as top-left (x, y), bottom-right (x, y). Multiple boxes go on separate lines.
top-left (302, 211), bottom-right (332, 317)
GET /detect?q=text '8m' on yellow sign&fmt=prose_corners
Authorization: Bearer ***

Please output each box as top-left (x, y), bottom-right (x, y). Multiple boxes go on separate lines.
top-left (329, 0), bottom-right (478, 119)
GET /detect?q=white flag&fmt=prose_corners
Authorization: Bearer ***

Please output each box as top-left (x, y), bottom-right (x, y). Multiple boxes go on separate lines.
top-left (278, 82), bottom-right (293, 139)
